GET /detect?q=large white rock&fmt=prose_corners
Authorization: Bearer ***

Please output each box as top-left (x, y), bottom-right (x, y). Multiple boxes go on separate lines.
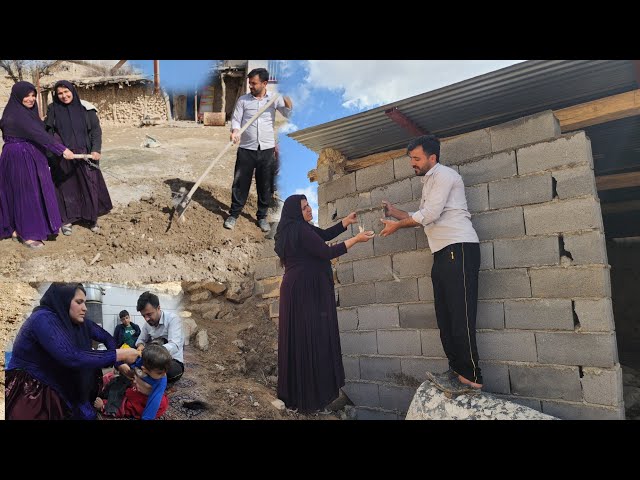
top-left (405, 381), bottom-right (557, 420)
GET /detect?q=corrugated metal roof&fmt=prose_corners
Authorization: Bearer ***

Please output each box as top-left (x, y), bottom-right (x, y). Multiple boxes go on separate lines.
top-left (289, 60), bottom-right (637, 160)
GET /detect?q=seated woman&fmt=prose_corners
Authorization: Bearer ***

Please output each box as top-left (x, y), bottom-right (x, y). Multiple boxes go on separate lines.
top-left (4, 283), bottom-right (141, 420)
top-left (44, 80), bottom-right (112, 235)
top-left (0, 81), bottom-right (74, 248)
top-left (275, 194), bottom-right (374, 413)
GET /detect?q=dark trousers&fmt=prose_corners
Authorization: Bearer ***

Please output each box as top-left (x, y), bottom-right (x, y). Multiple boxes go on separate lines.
top-left (431, 242), bottom-right (482, 384)
top-left (167, 359), bottom-right (185, 384)
top-left (230, 147), bottom-right (274, 220)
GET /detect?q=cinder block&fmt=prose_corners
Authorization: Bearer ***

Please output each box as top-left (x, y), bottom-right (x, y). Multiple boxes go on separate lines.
top-left (336, 193), bottom-right (372, 217)
top-left (355, 160), bottom-right (394, 192)
top-left (478, 362), bottom-right (510, 394)
top-left (401, 357), bottom-right (449, 382)
top-left (536, 332), bottom-right (618, 367)
top-left (529, 266), bottom-right (611, 298)
top-left (259, 277), bottom-right (281, 299)
top-left (420, 329), bottom-right (446, 357)
top-left (489, 173), bottom-right (553, 209)
top-left (378, 330), bottom-right (422, 355)
top-left (371, 179), bottom-right (413, 207)
top-left (336, 261), bottom-right (354, 285)
top-left (357, 304), bottom-right (400, 329)
top-left (343, 382), bottom-right (380, 408)
top-left (360, 356), bottom-right (402, 382)
top-left (472, 207), bottom-right (525, 240)
top-left (477, 331), bottom-right (537, 362)
top-left (340, 331), bottom-right (378, 355)
top-left (562, 231), bottom-right (608, 265)
top-left (321, 173), bottom-right (357, 203)
top-left (411, 176), bottom-right (424, 199)
top-left (517, 131), bottom-right (594, 175)
top-left (495, 396), bottom-right (542, 412)
top-left (477, 301), bottom-right (504, 329)
top-left (353, 256), bottom-right (393, 283)
top-left (254, 257), bottom-right (283, 280)
top-left (394, 154), bottom-right (414, 180)
top-left (337, 308), bottom-right (358, 331)
top-left (466, 184), bottom-right (489, 213)
top-left (541, 401), bottom-right (624, 420)
top-left (343, 355), bottom-right (360, 380)
top-left (353, 407), bottom-right (398, 420)
top-left (459, 150), bottom-right (518, 186)
top-left (318, 204), bottom-right (329, 228)
top-left (524, 198), bottom-right (603, 235)
top-left (509, 364), bottom-right (582, 401)
top-left (489, 110), bottom-right (561, 152)
top-left (392, 250), bottom-right (433, 277)
top-left (316, 164), bottom-right (332, 184)
top-left (376, 278), bottom-right (419, 304)
top-left (581, 366), bottom-right (623, 406)
top-left (480, 242), bottom-right (494, 270)
top-left (416, 229), bottom-right (429, 250)
top-left (379, 385), bottom-right (417, 412)
top-left (440, 128), bottom-right (492, 165)
top-left (504, 299), bottom-right (574, 330)
top-left (373, 228), bottom-right (416, 256)
top-left (354, 208), bottom-right (385, 234)
top-left (494, 236), bottom-right (559, 268)
top-left (397, 199), bottom-right (421, 214)
top-left (331, 225), bottom-right (353, 243)
top-left (478, 269), bottom-right (531, 299)
top-left (338, 283), bottom-right (377, 307)
top-left (553, 164), bottom-right (597, 200)
top-left (574, 298), bottom-right (615, 332)
top-left (341, 239), bottom-right (374, 262)
top-left (269, 299), bottom-right (279, 318)
top-left (399, 303), bottom-right (437, 329)
top-left (418, 276), bottom-right (434, 301)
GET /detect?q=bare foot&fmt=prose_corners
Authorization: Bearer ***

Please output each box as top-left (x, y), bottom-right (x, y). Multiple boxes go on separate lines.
top-left (458, 375), bottom-right (483, 389)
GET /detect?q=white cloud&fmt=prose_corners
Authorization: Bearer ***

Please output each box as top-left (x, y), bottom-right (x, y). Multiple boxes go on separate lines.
top-left (294, 186), bottom-right (319, 225)
top-left (278, 122), bottom-right (299, 134)
top-left (306, 60), bottom-right (524, 110)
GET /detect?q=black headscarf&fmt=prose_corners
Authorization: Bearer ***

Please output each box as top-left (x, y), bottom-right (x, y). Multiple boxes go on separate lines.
top-left (50, 80), bottom-right (89, 152)
top-left (0, 81), bottom-right (59, 146)
top-left (34, 283), bottom-right (95, 403)
top-left (274, 194), bottom-right (308, 266)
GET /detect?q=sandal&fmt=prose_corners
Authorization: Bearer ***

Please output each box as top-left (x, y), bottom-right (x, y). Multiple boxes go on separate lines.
top-left (61, 224), bottom-right (73, 236)
top-left (21, 239), bottom-right (45, 249)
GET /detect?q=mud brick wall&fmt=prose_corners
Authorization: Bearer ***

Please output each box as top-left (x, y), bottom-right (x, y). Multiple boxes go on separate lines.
top-left (257, 110), bottom-right (624, 420)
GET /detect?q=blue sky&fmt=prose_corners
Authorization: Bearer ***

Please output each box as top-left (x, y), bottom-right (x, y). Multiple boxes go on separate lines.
top-left (129, 60), bottom-right (524, 221)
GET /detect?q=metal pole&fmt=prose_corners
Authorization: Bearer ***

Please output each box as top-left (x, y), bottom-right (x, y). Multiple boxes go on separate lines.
top-left (154, 60), bottom-right (160, 95)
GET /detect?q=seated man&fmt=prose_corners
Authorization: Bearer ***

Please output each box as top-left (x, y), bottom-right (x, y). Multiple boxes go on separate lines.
top-left (121, 291), bottom-right (185, 383)
top-left (113, 310), bottom-right (141, 348)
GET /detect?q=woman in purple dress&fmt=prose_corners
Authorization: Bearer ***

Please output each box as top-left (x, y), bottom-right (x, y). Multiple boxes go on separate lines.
top-left (275, 194), bottom-right (374, 413)
top-left (5, 283), bottom-right (141, 420)
top-left (44, 80), bottom-right (112, 235)
top-left (0, 81), bottom-right (74, 248)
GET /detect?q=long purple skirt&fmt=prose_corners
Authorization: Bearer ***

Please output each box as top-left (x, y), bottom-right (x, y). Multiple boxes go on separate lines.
top-left (0, 138), bottom-right (62, 241)
top-left (277, 266), bottom-right (345, 413)
top-left (49, 148), bottom-right (112, 225)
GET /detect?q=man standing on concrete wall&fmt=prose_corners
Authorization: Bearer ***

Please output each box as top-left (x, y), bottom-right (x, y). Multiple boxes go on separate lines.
top-left (224, 67), bottom-right (293, 233)
top-left (380, 134), bottom-right (482, 394)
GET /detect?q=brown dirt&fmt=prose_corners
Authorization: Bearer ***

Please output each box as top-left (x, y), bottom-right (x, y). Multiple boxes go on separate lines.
top-left (0, 123), bottom-right (274, 283)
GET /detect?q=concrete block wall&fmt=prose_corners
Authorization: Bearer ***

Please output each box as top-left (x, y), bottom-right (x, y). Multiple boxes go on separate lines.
top-left (257, 110), bottom-right (623, 420)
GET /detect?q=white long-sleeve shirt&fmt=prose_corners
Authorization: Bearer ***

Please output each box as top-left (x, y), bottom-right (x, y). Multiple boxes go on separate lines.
top-left (135, 310), bottom-right (184, 363)
top-left (410, 162), bottom-right (479, 253)
top-left (231, 90), bottom-right (292, 150)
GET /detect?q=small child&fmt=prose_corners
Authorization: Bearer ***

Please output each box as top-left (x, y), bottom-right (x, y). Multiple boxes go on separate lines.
top-left (95, 343), bottom-right (172, 420)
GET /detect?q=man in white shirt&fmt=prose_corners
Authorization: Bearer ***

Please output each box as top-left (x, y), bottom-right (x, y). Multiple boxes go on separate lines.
top-left (380, 135), bottom-right (483, 394)
top-left (134, 291), bottom-right (185, 383)
top-left (224, 67), bottom-right (293, 233)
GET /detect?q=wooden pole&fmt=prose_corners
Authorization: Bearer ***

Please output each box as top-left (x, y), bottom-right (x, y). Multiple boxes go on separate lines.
top-left (154, 60), bottom-right (160, 95)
